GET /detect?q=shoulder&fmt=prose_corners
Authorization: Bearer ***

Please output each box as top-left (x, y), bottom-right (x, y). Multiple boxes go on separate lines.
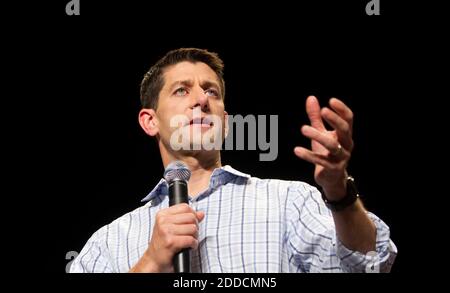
top-left (246, 176), bottom-right (320, 202)
top-left (248, 176), bottom-right (318, 192)
top-left (87, 201), bottom-right (153, 243)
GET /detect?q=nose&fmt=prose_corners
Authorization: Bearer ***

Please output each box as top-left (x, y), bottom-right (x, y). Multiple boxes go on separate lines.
top-left (191, 86), bottom-right (209, 112)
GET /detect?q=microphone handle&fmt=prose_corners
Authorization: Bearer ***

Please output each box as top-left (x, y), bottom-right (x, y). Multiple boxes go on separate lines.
top-left (168, 179), bottom-right (190, 273)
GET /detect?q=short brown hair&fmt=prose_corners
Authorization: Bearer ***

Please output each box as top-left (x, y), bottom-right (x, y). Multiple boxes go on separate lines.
top-left (140, 48), bottom-right (225, 109)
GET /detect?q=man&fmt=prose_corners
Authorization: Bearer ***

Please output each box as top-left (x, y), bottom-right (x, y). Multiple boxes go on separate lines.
top-left (70, 48), bottom-right (397, 273)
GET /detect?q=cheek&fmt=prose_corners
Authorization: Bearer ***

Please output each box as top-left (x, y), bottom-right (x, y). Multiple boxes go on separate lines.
top-left (211, 100), bottom-right (225, 112)
top-left (157, 108), bottom-right (186, 134)
top-left (154, 109), bottom-right (172, 132)
top-left (159, 99), bottom-right (188, 115)
top-left (209, 102), bottom-right (225, 120)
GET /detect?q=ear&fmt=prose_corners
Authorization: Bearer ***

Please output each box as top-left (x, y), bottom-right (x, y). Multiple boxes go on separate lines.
top-left (139, 108), bottom-right (159, 137)
top-left (223, 110), bottom-right (229, 138)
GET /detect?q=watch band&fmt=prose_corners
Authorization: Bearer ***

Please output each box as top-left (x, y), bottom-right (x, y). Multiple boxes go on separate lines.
top-left (321, 176), bottom-right (359, 211)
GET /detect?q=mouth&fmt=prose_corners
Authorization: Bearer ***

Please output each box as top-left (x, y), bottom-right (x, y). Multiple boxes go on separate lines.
top-left (188, 117), bottom-right (214, 128)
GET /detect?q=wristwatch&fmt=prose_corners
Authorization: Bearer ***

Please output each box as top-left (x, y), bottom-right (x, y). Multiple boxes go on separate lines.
top-left (321, 176), bottom-right (360, 212)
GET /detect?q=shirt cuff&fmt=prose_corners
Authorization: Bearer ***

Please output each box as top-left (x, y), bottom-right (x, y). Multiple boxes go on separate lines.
top-left (336, 212), bottom-right (398, 273)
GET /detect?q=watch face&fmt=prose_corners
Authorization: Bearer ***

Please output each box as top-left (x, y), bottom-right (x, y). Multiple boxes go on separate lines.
top-left (321, 176), bottom-right (359, 211)
top-left (346, 176), bottom-right (359, 197)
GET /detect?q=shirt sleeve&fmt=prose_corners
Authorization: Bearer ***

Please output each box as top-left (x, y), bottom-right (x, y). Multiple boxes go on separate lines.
top-left (336, 212), bottom-right (397, 273)
top-left (285, 182), bottom-right (397, 273)
top-left (70, 226), bottom-right (115, 273)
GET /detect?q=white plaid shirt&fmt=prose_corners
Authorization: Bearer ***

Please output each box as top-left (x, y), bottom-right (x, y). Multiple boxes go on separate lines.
top-left (70, 165), bottom-right (397, 273)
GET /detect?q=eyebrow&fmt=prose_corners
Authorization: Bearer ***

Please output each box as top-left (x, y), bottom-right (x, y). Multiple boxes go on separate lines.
top-left (200, 81), bottom-right (220, 92)
top-left (168, 79), bottom-right (221, 93)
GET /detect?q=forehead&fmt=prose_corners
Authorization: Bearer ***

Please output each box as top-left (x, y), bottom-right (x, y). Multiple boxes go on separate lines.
top-left (162, 61), bottom-right (219, 84)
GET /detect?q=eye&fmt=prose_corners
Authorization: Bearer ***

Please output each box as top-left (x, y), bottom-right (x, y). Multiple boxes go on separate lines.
top-left (174, 87), bottom-right (188, 96)
top-left (205, 88), bottom-right (219, 97)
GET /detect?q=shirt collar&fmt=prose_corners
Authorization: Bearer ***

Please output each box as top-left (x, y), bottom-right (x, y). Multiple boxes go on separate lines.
top-left (140, 165), bottom-right (250, 203)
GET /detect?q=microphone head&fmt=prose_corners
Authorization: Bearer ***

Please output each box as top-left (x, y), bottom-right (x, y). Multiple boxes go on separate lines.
top-left (163, 161), bottom-right (191, 183)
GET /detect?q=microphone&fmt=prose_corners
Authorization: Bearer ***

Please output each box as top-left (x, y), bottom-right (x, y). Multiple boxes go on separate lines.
top-left (163, 161), bottom-right (192, 273)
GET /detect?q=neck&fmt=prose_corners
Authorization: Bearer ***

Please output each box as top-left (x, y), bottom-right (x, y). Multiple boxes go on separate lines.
top-left (160, 145), bottom-right (222, 198)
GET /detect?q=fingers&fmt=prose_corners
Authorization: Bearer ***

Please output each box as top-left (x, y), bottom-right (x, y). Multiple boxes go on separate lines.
top-left (302, 96), bottom-right (354, 154)
top-left (329, 98), bottom-right (353, 133)
top-left (145, 204), bottom-right (204, 272)
top-left (196, 211), bottom-right (205, 222)
top-left (294, 146), bottom-right (349, 168)
top-left (294, 147), bottom-right (334, 169)
top-left (306, 96), bottom-right (326, 131)
top-left (154, 206), bottom-right (203, 252)
top-left (170, 212), bottom-right (199, 225)
top-left (161, 204), bottom-right (205, 222)
top-left (301, 125), bottom-right (340, 152)
top-left (171, 223), bottom-right (199, 238)
top-left (163, 203), bottom-right (194, 215)
top-left (161, 234), bottom-right (199, 251)
top-left (320, 107), bottom-right (353, 150)
top-left (168, 211), bottom-right (205, 224)
top-left (176, 236), bottom-right (199, 250)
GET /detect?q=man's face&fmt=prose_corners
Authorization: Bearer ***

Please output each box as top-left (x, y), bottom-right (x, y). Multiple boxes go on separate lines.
top-left (153, 61), bottom-right (227, 152)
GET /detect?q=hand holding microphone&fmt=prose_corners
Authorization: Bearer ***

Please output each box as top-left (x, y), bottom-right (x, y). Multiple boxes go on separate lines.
top-left (164, 161), bottom-right (194, 273)
top-left (129, 161), bottom-right (204, 273)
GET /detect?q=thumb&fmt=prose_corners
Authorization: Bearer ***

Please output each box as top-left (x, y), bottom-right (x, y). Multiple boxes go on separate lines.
top-left (196, 211), bottom-right (205, 222)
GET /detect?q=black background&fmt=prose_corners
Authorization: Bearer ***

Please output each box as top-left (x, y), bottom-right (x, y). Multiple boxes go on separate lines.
top-left (6, 0), bottom-right (443, 280)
